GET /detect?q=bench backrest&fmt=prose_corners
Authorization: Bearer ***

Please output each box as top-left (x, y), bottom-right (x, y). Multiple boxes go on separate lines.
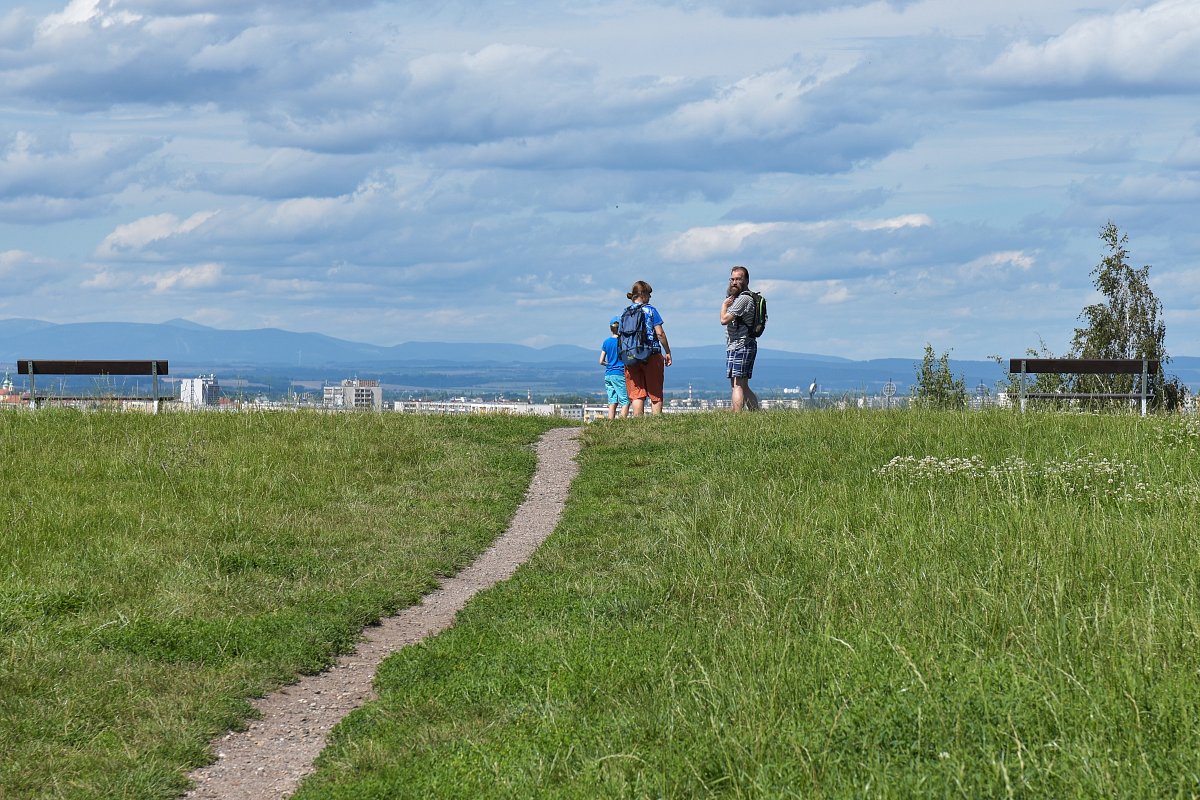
top-left (15, 359), bottom-right (169, 412)
top-left (17, 360), bottom-right (169, 376)
top-left (1008, 358), bottom-right (1158, 375)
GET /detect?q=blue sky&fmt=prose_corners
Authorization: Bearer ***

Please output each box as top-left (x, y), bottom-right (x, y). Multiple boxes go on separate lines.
top-left (2, 0), bottom-right (1199, 359)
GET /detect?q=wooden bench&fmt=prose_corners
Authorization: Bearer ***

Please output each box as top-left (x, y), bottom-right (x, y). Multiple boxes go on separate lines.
top-left (1009, 357), bottom-right (1159, 416)
top-left (17, 359), bottom-right (169, 413)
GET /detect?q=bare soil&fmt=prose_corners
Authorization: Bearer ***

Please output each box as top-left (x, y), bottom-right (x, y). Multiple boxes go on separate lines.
top-left (183, 426), bottom-right (582, 799)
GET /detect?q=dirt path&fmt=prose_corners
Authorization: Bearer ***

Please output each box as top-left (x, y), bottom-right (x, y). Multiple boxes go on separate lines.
top-left (184, 426), bottom-right (582, 799)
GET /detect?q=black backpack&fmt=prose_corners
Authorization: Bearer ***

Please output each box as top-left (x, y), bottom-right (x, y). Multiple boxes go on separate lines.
top-left (618, 304), bottom-right (654, 365)
top-left (743, 290), bottom-right (767, 337)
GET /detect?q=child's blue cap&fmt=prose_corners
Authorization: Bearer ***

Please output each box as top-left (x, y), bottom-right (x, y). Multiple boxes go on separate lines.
top-left (609, 316), bottom-right (620, 326)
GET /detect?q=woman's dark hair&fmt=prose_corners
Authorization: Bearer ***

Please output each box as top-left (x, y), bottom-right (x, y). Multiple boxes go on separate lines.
top-left (627, 280), bottom-right (653, 301)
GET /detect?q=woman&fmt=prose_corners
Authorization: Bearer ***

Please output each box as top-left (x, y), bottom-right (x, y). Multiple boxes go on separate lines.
top-left (622, 280), bottom-right (672, 416)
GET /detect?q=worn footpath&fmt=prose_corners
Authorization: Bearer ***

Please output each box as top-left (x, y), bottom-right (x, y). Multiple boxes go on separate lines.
top-left (184, 426), bottom-right (582, 799)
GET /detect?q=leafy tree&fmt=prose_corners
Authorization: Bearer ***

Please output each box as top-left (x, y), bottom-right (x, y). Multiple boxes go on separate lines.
top-left (1069, 222), bottom-right (1175, 408)
top-left (912, 344), bottom-right (967, 409)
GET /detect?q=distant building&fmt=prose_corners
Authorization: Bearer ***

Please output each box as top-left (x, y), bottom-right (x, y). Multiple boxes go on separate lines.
top-left (180, 374), bottom-right (220, 407)
top-left (324, 378), bottom-right (383, 411)
top-left (0, 370), bottom-right (23, 407)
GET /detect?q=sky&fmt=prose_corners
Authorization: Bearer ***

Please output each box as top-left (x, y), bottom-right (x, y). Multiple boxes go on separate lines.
top-left (2, 0), bottom-right (1199, 360)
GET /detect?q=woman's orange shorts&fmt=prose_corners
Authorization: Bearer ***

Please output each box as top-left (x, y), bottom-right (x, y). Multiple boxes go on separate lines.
top-left (624, 352), bottom-right (664, 402)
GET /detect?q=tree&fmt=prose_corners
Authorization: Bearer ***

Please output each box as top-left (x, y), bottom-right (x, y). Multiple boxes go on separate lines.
top-left (1069, 222), bottom-right (1173, 407)
top-left (912, 344), bottom-right (967, 409)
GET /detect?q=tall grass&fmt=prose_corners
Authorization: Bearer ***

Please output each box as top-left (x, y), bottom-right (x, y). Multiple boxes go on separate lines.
top-left (0, 409), bottom-right (565, 799)
top-left (298, 410), bottom-right (1200, 798)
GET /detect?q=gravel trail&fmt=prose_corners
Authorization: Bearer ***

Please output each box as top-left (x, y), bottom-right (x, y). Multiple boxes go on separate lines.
top-left (183, 425), bottom-right (582, 799)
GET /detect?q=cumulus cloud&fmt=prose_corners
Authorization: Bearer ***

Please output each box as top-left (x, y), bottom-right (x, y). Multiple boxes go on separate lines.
top-left (0, 249), bottom-right (73, 293)
top-left (661, 214), bottom-right (932, 262)
top-left (80, 268), bottom-right (125, 290)
top-left (405, 55), bottom-right (921, 175)
top-left (119, 0), bottom-right (376, 15)
top-left (982, 0), bottom-right (1200, 94)
top-left (141, 262), bottom-right (225, 291)
top-left (0, 131), bottom-right (161, 204)
top-left (651, 0), bottom-right (917, 16)
top-left (0, 249), bottom-right (32, 275)
top-left (96, 210), bottom-right (217, 258)
top-left (957, 250), bottom-right (1036, 279)
top-left (1, 0), bottom-right (369, 112)
top-left (0, 195), bottom-right (113, 224)
top-left (185, 149), bottom-right (379, 199)
top-left (662, 222), bottom-right (782, 261)
top-left (252, 44), bottom-right (709, 155)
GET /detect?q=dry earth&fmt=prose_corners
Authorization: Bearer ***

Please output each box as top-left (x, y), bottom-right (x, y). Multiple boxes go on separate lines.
top-left (183, 425), bottom-right (582, 799)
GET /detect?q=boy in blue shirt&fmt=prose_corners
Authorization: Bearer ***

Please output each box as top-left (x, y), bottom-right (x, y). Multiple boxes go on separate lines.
top-left (599, 316), bottom-right (630, 419)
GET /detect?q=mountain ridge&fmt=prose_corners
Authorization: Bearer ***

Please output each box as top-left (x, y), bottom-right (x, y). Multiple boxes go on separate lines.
top-left (2, 318), bottom-right (1195, 395)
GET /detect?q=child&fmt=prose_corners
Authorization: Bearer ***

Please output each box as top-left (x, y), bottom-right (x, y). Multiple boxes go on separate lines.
top-left (599, 316), bottom-right (631, 419)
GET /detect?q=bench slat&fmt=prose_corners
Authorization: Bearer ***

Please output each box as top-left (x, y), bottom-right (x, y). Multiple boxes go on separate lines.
top-left (1008, 358), bottom-right (1158, 375)
top-left (17, 360), bottom-right (169, 376)
top-left (1022, 392), bottom-right (1145, 400)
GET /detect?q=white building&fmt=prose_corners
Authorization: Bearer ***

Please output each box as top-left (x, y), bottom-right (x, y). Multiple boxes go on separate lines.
top-left (324, 378), bottom-right (383, 411)
top-left (179, 374), bottom-right (220, 407)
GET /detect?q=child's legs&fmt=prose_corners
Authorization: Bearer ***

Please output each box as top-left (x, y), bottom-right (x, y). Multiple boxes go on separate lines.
top-left (606, 374), bottom-right (630, 420)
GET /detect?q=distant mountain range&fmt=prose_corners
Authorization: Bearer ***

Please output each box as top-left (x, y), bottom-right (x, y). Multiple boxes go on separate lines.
top-left (2, 318), bottom-right (1196, 397)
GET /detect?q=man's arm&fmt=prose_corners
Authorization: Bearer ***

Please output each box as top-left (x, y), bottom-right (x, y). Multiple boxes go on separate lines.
top-left (599, 348), bottom-right (608, 367)
top-left (720, 295), bottom-right (736, 325)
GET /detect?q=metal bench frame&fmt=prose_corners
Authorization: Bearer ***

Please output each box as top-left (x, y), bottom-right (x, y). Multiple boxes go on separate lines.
top-left (1009, 357), bottom-right (1159, 416)
top-left (17, 360), bottom-right (169, 413)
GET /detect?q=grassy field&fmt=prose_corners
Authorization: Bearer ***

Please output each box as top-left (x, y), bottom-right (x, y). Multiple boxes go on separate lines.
top-left (0, 410), bottom-right (566, 799)
top-left (295, 410), bottom-right (1200, 799)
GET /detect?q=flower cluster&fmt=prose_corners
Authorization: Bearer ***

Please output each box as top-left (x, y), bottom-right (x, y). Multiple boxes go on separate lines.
top-left (877, 455), bottom-right (986, 479)
top-left (877, 451), bottom-right (1165, 504)
top-left (1154, 417), bottom-right (1200, 453)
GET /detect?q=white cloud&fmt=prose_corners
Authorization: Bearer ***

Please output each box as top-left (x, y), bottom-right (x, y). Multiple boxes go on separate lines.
top-left (661, 222), bottom-right (782, 261)
top-left (982, 0), bottom-right (1200, 92)
top-left (850, 214), bottom-right (932, 232)
top-left (96, 211), bottom-right (217, 258)
top-left (661, 215), bottom-right (932, 262)
top-left (0, 131), bottom-right (161, 204)
top-left (141, 262), bottom-right (224, 292)
top-left (664, 64), bottom-right (828, 141)
top-left (80, 268), bottom-right (124, 289)
top-left (820, 284), bottom-right (850, 304)
top-left (0, 249), bottom-right (72, 292)
top-left (957, 250), bottom-right (1035, 279)
top-left (39, 0), bottom-right (104, 34)
top-left (650, 0), bottom-right (916, 16)
top-left (0, 249), bottom-right (32, 275)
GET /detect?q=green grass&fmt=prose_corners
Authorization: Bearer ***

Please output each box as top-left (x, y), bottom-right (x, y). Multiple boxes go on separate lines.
top-left (295, 410), bottom-right (1200, 799)
top-left (0, 409), bottom-right (566, 799)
